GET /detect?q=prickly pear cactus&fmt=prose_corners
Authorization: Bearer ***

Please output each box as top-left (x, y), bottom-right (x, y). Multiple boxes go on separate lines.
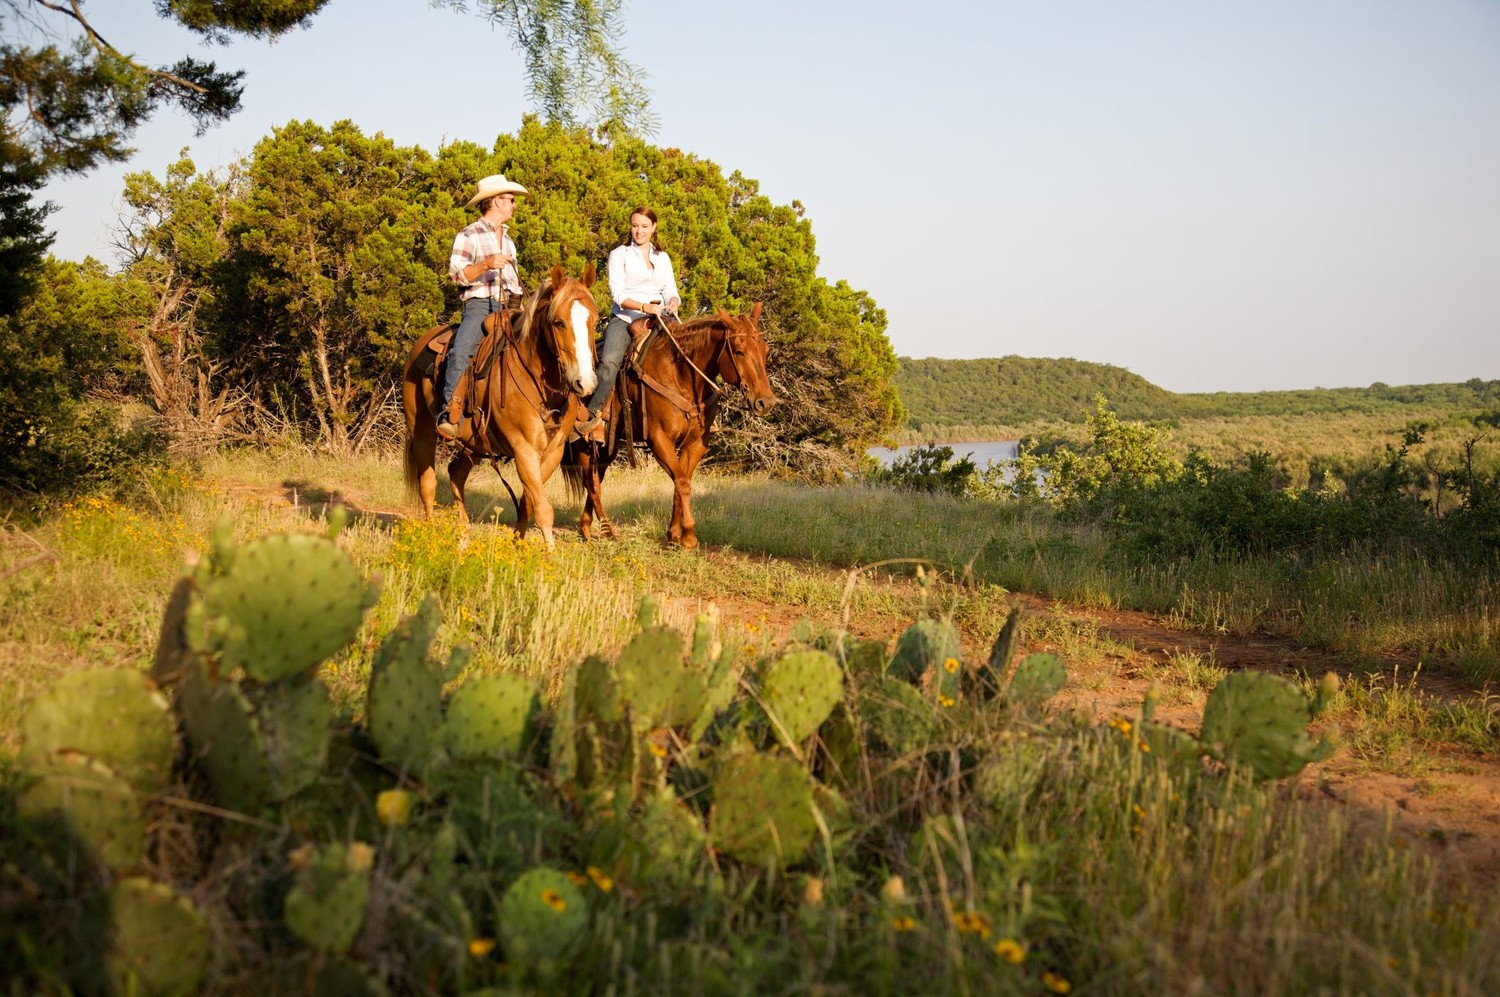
top-left (498, 867), bottom-right (588, 963)
top-left (575, 654), bottom-right (622, 723)
top-left (20, 668), bottom-right (174, 792)
top-left (968, 606), bottom-right (1021, 700)
top-left (368, 595), bottom-right (454, 774)
top-left (689, 642), bottom-right (741, 743)
top-left (283, 841), bottom-right (374, 954)
top-left (187, 529), bottom-right (379, 683)
top-left (15, 753), bottom-right (144, 870)
top-left (180, 659), bottom-right (272, 812)
top-left (257, 677), bottom-right (334, 799)
top-left (690, 607), bottom-right (720, 668)
top-left (1006, 653), bottom-right (1066, 708)
top-left (616, 627), bottom-right (707, 728)
top-left (710, 752), bottom-right (819, 867)
top-left (443, 673), bottom-right (539, 762)
top-left (1133, 720), bottom-right (1203, 768)
top-left (108, 877), bottom-right (211, 997)
top-left (886, 616), bottom-right (962, 686)
top-left (1200, 670), bottom-right (1338, 780)
top-left (151, 576), bottom-right (195, 687)
top-left (862, 677), bottom-right (935, 756)
top-left (549, 662), bottom-right (579, 783)
top-left (760, 649), bottom-right (843, 745)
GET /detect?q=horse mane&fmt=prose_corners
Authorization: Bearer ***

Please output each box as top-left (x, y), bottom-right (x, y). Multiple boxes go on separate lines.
top-left (515, 280), bottom-right (552, 347)
top-left (661, 313), bottom-right (732, 351)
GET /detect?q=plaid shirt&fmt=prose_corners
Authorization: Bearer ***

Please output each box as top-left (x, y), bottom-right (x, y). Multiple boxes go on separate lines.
top-left (449, 218), bottom-right (522, 301)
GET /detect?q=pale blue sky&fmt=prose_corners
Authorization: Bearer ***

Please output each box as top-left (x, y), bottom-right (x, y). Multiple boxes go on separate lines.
top-left (39, 0), bottom-right (1500, 393)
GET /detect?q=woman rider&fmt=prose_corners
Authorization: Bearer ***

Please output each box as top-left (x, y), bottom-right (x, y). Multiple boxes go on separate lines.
top-left (576, 206), bottom-right (680, 441)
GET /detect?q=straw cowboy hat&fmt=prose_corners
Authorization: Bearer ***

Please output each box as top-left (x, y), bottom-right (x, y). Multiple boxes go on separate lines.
top-left (466, 174), bottom-right (528, 207)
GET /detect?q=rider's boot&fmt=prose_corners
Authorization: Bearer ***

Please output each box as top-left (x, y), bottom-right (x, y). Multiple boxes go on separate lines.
top-left (437, 382), bottom-right (467, 441)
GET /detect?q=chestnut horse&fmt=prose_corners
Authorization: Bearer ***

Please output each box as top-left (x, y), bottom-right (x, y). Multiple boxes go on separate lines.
top-left (563, 303), bottom-right (776, 548)
top-left (402, 264), bottom-right (598, 547)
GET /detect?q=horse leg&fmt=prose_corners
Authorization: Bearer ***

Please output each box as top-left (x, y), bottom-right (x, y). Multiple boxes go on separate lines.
top-left (576, 448), bottom-right (596, 541)
top-left (673, 437), bottom-right (710, 550)
top-left (448, 451), bottom-right (475, 526)
top-left (513, 447), bottom-right (555, 549)
top-left (645, 426), bottom-right (692, 546)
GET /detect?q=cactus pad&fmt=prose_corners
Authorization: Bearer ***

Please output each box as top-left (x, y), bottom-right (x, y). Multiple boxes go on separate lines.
top-left (863, 678), bottom-right (935, 756)
top-left (21, 668), bottom-right (174, 792)
top-left (191, 531), bottom-right (378, 682)
top-left (616, 626), bottom-right (707, 728)
top-left (256, 677), bottom-right (334, 800)
top-left (367, 595), bottom-right (448, 774)
top-left (710, 752), bottom-right (818, 866)
top-left (283, 842), bottom-right (373, 954)
top-left (16, 753), bottom-right (144, 870)
top-left (886, 616), bottom-right (962, 686)
top-left (443, 673), bottom-right (539, 762)
top-left (1136, 720), bottom-right (1204, 768)
top-left (760, 649), bottom-right (843, 745)
top-left (575, 654), bottom-right (622, 723)
top-left (108, 877), bottom-right (210, 997)
top-left (498, 867), bottom-right (588, 962)
top-left (151, 575), bottom-right (196, 687)
top-left (180, 660), bottom-right (272, 812)
top-left (1007, 653), bottom-right (1066, 707)
top-left (1200, 670), bottom-right (1337, 780)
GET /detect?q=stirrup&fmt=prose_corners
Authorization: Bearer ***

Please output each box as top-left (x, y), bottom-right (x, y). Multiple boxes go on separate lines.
top-left (436, 417), bottom-right (461, 441)
top-left (571, 410), bottom-right (604, 442)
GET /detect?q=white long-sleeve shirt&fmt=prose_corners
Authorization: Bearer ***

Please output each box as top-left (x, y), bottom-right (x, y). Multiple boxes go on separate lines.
top-left (607, 242), bottom-right (679, 321)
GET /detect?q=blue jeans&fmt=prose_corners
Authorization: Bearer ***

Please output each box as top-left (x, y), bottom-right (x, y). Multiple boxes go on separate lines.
top-left (441, 297), bottom-right (498, 410)
top-left (584, 314), bottom-right (633, 416)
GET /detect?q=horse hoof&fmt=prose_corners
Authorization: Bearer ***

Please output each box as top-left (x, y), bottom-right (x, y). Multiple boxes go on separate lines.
top-left (601, 520), bottom-right (619, 540)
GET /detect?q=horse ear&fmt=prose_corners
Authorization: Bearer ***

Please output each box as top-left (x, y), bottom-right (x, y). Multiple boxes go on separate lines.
top-left (750, 301), bottom-right (763, 322)
top-left (582, 262), bottom-right (595, 286)
top-left (550, 263), bottom-right (564, 288)
top-left (717, 307), bottom-right (732, 324)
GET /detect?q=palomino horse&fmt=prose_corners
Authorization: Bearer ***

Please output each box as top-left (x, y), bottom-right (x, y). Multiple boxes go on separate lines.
top-left (402, 264), bottom-right (598, 547)
top-left (563, 303), bottom-right (776, 548)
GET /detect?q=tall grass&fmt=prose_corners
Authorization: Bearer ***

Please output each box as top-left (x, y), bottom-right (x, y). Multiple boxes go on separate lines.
top-left (3, 449), bottom-right (1499, 992)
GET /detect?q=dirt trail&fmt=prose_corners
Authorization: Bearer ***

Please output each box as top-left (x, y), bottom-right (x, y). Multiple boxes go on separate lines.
top-left (235, 480), bottom-right (1500, 881)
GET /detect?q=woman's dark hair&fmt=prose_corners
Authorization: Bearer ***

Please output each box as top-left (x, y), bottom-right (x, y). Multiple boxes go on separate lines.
top-left (621, 206), bottom-right (661, 251)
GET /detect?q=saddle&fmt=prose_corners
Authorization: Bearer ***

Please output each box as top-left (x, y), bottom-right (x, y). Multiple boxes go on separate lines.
top-left (421, 309), bottom-right (517, 418)
top-left (625, 316), bottom-right (659, 371)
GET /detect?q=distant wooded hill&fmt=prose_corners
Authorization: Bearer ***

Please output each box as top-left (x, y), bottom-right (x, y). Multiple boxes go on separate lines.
top-left (896, 356), bottom-right (1500, 429)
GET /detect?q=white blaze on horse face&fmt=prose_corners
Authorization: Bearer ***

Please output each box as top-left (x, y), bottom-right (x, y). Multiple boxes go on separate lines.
top-left (570, 299), bottom-right (598, 395)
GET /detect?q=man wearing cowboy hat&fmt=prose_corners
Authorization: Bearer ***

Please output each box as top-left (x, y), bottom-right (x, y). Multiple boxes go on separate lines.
top-left (437, 173), bottom-right (528, 440)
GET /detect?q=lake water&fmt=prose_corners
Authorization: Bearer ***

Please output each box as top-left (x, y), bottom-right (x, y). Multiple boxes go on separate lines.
top-left (866, 440), bottom-right (1020, 467)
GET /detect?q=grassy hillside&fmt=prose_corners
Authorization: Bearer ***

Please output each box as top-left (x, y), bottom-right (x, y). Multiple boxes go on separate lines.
top-left (896, 356), bottom-right (1500, 431)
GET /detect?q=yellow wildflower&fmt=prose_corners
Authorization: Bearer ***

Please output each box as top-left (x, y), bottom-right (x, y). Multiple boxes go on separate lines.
top-left (648, 740), bottom-right (668, 758)
top-left (345, 842), bottom-right (374, 873)
top-left (944, 657), bottom-right (960, 673)
top-left (1137, 739), bottom-right (1151, 753)
top-left (954, 911), bottom-right (992, 938)
top-left (993, 938), bottom-right (1025, 964)
top-left (1042, 971), bottom-right (1071, 993)
top-left (1108, 716), bottom-right (1133, 736)
top-left (1132, 804), bottom-right (1146, 820)
top-left (891, 915), bottom-right (917, 932)
top-left (468, 937), bottom-right (496, 957)
top-left (376, 789), bottom-right (414, 827)
top-left (567, 870), bottom-right (589, 887)
top-left (938, 695), bottom-right (956, 708)
top-left (541, 889), bottom-right (567, 912)
top-left (587, 866), bottom-right (614, 892)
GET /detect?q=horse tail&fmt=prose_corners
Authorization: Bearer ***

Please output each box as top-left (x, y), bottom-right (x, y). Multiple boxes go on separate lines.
top-left (560, 442), bottom-right (587, 502)
top-left (402, 372), bottom-right (423, 499)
